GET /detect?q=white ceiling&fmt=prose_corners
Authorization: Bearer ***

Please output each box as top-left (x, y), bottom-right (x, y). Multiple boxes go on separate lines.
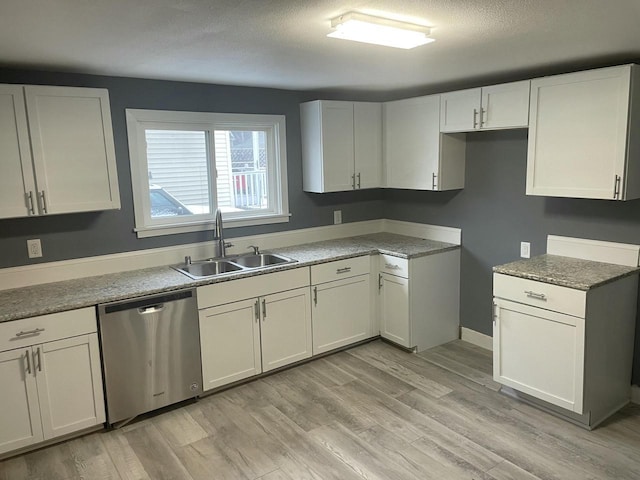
top-left (1, 0), bottom-right (639, 92)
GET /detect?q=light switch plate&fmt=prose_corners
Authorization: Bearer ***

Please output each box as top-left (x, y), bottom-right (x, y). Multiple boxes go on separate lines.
top-left (520, 241), bottom-right (530, 259)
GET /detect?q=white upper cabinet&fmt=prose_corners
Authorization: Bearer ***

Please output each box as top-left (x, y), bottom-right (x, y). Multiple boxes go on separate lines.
top-left (526, 65), bottom-right (640, 200)
top-left (301, 100), bottom-right (381, 192)
top-left (383, 94), bottom-right (466, 191)
top-left (0, 84), bottom-right (120, 219)
top-left (440, 81), bottom-right (530, 132)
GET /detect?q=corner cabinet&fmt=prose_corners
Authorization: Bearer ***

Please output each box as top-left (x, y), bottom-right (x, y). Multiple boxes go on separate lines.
top-left (383, 95), bottom-right (466, 190)
top-left (198, 268), bottom-right (312, 391)
top-left (378, 251), bottom-right (460, 352)
top-left (440, 81), bottom-right (530, 132)
top-left (0, 84), bottom-right (120, 219)
top-left (301, 100), bottom-right (382, 192)
top-left (526, 64), bottom-right (640, 200)
top-left (0, 307), bottom-right (105, 456)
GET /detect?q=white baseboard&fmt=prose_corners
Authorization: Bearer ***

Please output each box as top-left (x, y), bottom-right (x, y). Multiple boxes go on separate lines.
top-left (0, 219), bottom-right (460, 291)
top-left (460, 327), bottom-right (493, 351)
top-left (632, 385), bottom-right (640, 405)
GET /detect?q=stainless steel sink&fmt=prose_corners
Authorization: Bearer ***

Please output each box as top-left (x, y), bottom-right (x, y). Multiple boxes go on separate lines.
top-left (175, 259), bottom-right (243, 279)
top-left (231, 253), bottom-right (292, 268)
top-left (173, 252), bottom-right (296, 279)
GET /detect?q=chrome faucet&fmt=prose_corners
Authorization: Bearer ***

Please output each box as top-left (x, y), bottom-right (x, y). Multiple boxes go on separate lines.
top-left (214, 208), bottom-right (232, 257)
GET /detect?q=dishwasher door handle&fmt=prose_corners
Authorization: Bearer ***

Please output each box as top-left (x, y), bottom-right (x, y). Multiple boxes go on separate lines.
top-left (137, 304), bottom-right (165, 315)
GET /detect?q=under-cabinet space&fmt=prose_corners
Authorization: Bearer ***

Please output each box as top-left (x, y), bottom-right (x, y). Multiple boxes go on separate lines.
top-left (0, 84), bottom-right (120, 219)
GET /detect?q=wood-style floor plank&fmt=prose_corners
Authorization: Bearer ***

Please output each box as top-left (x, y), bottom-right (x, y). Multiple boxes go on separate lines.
top-left (2, 339), bottom-right (640, 480)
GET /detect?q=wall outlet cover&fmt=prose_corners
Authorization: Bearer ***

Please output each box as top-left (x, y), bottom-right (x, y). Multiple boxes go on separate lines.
top-left (334, 210), bottom-right (342, 224)
top-left (27, 239), bottom-right (43, 259)
top-left (520, 241), bottom-right (530, 259)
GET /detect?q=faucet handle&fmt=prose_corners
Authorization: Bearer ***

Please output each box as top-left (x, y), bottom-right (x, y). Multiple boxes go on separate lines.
top-left (184, 255), bottom-right (192, 265)
top-left (248, 245), bottom-right (260, 255)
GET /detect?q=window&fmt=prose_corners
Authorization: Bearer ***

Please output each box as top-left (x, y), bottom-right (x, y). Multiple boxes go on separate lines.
top-left (125, 109), bottom-right (289, 238)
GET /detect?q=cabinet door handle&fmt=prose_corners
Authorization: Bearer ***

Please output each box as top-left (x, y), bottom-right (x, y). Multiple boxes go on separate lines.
top-left (15, 327), bottom-right (45, 338)
top-left (26, 191), bottom-right (35, 215)
top-left (254, 300), bottom-right (260, 322)
top-left (432, 172), bottom-right (437, 190)
top-left (614, 175), bottom-right (621, 199)
top-left (357, 172), bottom-right (361, 189)
top-left (351, 173), bottom-right (356, 190)
top-left (492, 303), bottom-right (498, 325)
top-left (262, 299), bottom-right (267, 320)
top-left (473, 108), bottom-right (479, 129)
top-left (524, 290), bottom-right (547, 301)
top-left (35, 347), bottom-right (42, 372)
top-left (384, 263), bottom-right (401, 270)
top-left (313, 286), bottom-right (318, 306)
top-left (378, 273), bottom-right (383, 290)
top-left (25, 350), bottom-right (32, 375)
top-left (336, 267), bottom-right (351, 274)
top-left (480, 108), bottom-right (486, 128)
top-left (39, 191), bottom-right (48, 214)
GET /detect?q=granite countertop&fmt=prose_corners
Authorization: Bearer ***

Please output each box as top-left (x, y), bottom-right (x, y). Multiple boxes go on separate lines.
top-left (493, 254), bottom-right (640, 290)
top-left (0, 232), bottom-right (458, 323)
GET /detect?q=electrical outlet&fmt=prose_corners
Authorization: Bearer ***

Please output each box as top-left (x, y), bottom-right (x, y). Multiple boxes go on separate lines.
top-left (333, 210), bottom-right (342, 224)
top-left (27, 239), bottom-right (43, 259)
top-left (520, 241), bottom-right (530, 259)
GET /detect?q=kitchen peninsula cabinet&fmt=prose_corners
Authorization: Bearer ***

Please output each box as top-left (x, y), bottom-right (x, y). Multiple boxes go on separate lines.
top-left (301, 100), bottom-right (382, 192)
top-left (378, 250), bottom-right (460, 352)
top-left (0, 84), bottom-right (120, 219)
top-left (526, 64), bottom-right (640, 200)
top-left (440, 81), bottom-right (530, 132)
top-left (198, 268), bottom-right (312, 391)
top-left (0, 307), bottom-right (105, 456)
top-left (383, 94), bottom-right (466, 190)
top-left (311, 256), bottom-right (372, 355)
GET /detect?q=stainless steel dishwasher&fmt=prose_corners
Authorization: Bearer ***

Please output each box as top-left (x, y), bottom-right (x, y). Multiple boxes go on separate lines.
top-left (98, 289), bottom-right (202, 426)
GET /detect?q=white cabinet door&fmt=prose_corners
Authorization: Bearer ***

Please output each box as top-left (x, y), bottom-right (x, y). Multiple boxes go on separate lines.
top-left (36, 333), bottom-right (106, 439)
top-left (199, 298), bottom-right (262, 391)
top-left (0, 85), bottom-right (36, 219)
top-left (261, 287), bottom-right (312, 372)
top-left (481, 81), bottom-right (530, 130)
top-left (379, 273), bottom-right (411, 348)
top-left (493, 299), bottom-right (585, 413)
top-left (0, 348), bottom-right (43, 455)
top-left (354, 102), bottom-right (382, 189)
top-left (526, 66), bottom-right (632, 200)
top-left (24, 85), bottom-right (120, 214)
top-left (383, 95), bottom-right (440, 190)
top-left (440, 88), bottom-right (481, 132)
top-left (312, 275), bottom-right (371, 355)
top-left (319, 101), bottom-right (355, 192)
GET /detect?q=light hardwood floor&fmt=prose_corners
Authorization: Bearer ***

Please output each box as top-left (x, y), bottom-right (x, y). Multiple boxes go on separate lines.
top-left (2, 339), bottom-right (640, 480)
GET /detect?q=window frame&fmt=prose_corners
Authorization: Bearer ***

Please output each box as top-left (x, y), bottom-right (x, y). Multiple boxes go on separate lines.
top-left (125, 109), bottom-right (290, 238)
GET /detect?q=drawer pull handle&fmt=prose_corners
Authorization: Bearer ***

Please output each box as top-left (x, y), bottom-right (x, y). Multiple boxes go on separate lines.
top-left (336, 267), bottom-right (351, 274)
top-left (524, 290), bottom-right (547, 301)
top-left (15, 328), bottom-right (45, 337)
top-left (385, 263), bottom-right (401, 270)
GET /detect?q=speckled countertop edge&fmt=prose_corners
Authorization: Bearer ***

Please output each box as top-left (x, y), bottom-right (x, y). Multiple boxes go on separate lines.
top-left (0, 232), bottom-right (459, 323)
top-left (493, 254), bottom-right (640, 290)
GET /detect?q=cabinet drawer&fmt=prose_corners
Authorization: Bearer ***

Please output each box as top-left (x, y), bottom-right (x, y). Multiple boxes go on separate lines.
top-left (311, 256), bottom-right (370, 285)
top-left (493, 273), bottom-right (586, 318)
top-left (0, 307), bottom-right (97, 351)
top-left (379, 254), bottom-right (409, 278)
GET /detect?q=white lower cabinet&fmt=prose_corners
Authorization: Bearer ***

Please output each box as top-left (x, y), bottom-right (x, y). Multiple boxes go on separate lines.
top-left (198, 268), bottom-right (312, 392)
top-left (493, 272), bottom-right (639, 428)
top-left (311, 256), bottom-right (372, 355)
top-left (378, 251), bottom-right (460, 352)
top-left (0, 308), bottom-right (105, 456)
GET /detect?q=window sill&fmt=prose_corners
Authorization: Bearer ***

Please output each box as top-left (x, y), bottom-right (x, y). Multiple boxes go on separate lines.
top-left (134, 213), bottom-right (291, 238)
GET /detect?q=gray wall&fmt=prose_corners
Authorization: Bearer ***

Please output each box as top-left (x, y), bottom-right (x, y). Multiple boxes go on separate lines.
top-left (383, 129), bottom-right (640, 384)
top-left (0, 69), bottom-right (384, 268)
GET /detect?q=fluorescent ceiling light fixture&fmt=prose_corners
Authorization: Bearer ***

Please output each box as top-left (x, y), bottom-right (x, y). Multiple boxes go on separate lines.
top-left (327, 12), bottom-right (434, 49)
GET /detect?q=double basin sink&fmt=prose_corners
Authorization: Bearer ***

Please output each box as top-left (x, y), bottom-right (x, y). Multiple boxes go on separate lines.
top-left (173, 253), bottom-right (296, 280)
